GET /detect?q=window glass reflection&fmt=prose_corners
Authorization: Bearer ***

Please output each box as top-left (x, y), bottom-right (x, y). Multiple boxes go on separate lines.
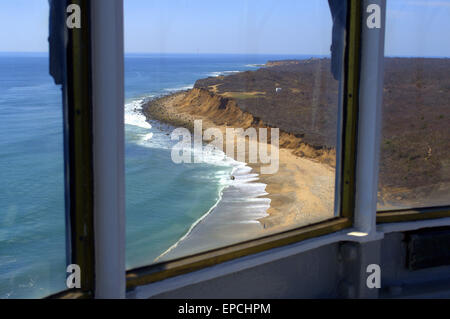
top-left (378, 0), bottom-right (450, 210)
top-left (124, 0), bottom-right (346, 267)
top-left (0, 0), bottom-right (66, 299)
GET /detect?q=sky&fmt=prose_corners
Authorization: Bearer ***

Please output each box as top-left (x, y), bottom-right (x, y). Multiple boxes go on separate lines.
top-left (386, 0), bottom-right (450, 57)
top-left (0, 0), bottom-right (449, 56)
top-left (123, 0), bottom-right (332, 55)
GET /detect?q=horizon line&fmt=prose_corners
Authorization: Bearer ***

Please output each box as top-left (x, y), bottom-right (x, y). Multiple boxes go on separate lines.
top-left (1, 51), bottom-right (449, 59)
top-left (0, 50), bottom-right (328, 56)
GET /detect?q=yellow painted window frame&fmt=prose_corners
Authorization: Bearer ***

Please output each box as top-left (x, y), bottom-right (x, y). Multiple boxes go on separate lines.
top-left (47, 0), bottom-right (95, 299)
top-left (377, 206), bottom-right (450, 224)
top-left (125, 0), bottom-right (362, 291)
top-left (48, 0), bottom-right (450, 297)
top-left (48, 0), bottom-right (364, 298)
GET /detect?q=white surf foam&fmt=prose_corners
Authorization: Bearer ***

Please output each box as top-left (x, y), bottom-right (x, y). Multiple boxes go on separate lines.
top-left (207, 70), bottom-right (241, 77)
top-left (142, 132), bottom-right (154, 141)
top-left (123, 94), bottom-right (270, 262)
top-left (8, 83), bottom-right (55, 92)
top-left (156, 153), bottom-right (270, 262)
top-left (163, 84), bottom-right (194, 92)
top-left (245, 64), bottom-right (264, 68)
top-left (124, 97), bottom-right (153, 129)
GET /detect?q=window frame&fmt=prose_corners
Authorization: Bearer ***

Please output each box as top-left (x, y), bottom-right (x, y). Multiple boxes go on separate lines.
top-left (47, 0), bottom-right (361, 297)
top-left (48, 0), bottom-right (126, 299)
top-left (46, 0), bottom-right (450, 299)
top-left (377, 206), bottom-right (450, 224)
top-left (65, 0), bottom-right (96, 297)
top-left (125, 0), bottom-right (362, 291)
top-left (45, 0), bottom-right (96, 299)
top-left (375, 0), bottom-right (450, 224)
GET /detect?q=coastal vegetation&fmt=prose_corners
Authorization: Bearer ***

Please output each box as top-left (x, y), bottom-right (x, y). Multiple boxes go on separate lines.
top-left (144, 57), bottom-right (450, 224)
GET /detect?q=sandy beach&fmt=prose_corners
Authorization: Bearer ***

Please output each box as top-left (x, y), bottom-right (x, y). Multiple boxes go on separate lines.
top-left (143, 89), bottom-right (336, 236)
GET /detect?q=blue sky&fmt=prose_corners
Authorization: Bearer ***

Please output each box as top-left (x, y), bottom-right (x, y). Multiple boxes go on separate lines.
top-left (123, 0), bottom-right (332, 55)
top-left (0, 0), bottom-right (449, 56)
top-left (386, 0), bottom-right (450, 57)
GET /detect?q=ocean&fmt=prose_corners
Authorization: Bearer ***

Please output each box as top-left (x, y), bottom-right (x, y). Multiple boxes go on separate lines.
top-left (0, 53), bottom-right (310, 298)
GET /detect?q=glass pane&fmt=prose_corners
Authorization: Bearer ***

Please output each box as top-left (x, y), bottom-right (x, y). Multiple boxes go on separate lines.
top-left (125, 0), bottom-right (346, 268)
top-left (0, 1), bottom-right (66, 298)
top-left (378, 0), bottom-right (450, 210)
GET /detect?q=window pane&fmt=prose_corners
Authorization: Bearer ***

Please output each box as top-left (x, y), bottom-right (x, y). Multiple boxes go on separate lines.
top-left (125, 0), bottom-right (346, 267)
top-left (0, 1), bottom-right (66, 298)
top-left (378, 0), bottom-right (450, 210)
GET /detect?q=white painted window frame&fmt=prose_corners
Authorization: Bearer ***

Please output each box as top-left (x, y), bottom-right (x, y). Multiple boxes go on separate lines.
top-left (88, 0), bottom-right (449, 299)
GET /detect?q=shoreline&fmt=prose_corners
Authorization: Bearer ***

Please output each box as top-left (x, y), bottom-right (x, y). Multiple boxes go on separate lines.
top-left (155, 161), bottom-right (270, 262)
top-left (142, 89), bottom-right (337, 234)
top-left (127, 96), bottom-right (271, 261)
top-left (155, 177), bottom-right (229, 262)
top-left (125, 97), bottom-right (265, 262)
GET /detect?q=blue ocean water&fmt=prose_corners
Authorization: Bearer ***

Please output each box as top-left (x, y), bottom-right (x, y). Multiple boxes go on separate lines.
top-left (124, 53), bottom-right (280, 268)
top-left (0, 53), bottom-right (66, 299)
top-left (0, 53), bottom-right (309, 298)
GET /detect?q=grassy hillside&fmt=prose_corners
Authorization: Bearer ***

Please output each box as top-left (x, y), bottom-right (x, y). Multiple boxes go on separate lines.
top-left (193, 57), bottom-right (450, 207)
